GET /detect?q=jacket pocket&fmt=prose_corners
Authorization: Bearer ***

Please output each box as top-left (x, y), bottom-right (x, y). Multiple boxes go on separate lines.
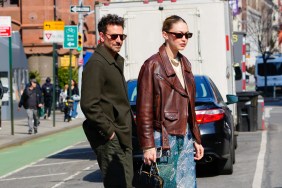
top-left (164, 112), bottom-right (179, 121)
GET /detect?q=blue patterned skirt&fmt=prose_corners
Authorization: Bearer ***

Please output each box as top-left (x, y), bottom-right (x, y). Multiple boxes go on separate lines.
top-left (154, 125), bottom-right (197, 188)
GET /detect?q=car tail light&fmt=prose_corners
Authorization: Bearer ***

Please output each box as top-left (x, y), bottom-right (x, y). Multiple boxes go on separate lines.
top-left (195, 109), bottom-right (225, 124)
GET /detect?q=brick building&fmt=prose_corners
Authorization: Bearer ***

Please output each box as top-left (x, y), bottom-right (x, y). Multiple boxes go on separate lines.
top-left (0, 0), bottom-right (109, 84)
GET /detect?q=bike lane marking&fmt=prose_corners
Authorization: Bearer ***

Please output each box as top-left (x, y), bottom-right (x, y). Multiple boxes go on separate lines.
top-left (0, 126), bottom-right (86, 178)
top-left (252, 107), bottom-right (271, 188)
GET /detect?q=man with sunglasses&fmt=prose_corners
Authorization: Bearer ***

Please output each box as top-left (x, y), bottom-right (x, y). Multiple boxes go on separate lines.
top-left (81, 14), bottom-right (134, 188)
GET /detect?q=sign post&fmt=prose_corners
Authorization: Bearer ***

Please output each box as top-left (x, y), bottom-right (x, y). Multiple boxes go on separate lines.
top-left (63, 26), bottom-right (78, 49)
top-left (43, 21), bottom-right (64, 43)
top-left (0, 16), bottom-right (13, 135)
top-left (64, 25), bottom-right (78, 97)
top-left (70, 5), bottom-right (90, 13)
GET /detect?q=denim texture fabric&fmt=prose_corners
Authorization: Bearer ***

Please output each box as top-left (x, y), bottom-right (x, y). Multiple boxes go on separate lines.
top-left (154, 125), bottom-right (196, 188)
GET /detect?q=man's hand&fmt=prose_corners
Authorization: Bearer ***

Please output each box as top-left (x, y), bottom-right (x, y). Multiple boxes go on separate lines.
top-left (143, 148), bottom-right (156, 165)
top-left (194, 142), bottom-right (204, 160)
top-left (17, 107), bottom-right (21, 111)
top-left (38, 103), bottom-right (43, 108)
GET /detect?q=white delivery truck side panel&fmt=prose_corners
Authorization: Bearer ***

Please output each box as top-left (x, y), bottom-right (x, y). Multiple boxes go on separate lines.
top-left (95, 0), bottom-right (234, 96)
top-left (95, 0), bottom-right (236, 120)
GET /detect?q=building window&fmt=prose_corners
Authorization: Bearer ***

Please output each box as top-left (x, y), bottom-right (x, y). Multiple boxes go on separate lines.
top-left (10, 0), bottom-right (18, 4)
top-left (1, 0), bottom-right (19, 6)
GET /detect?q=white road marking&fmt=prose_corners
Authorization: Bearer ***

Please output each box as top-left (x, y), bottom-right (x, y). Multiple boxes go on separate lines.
top-left (0, 173), bottom-right (66, 181)
top-left (252, 124), bottom-right (268, 187)
top-left (0, 141), bottom-right (85, 179)
top-left (51, 165), bottom-right (95, 188)
top-left (30, 160), bottom-right (87, 167)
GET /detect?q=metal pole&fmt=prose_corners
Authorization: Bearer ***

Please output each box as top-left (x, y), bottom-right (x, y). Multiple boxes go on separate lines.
top-left (9, 36), bottom-right (14, 135)
top-left (69, 49), bottom-right (72, 97)
top-left (52, 43), bottom-right (56, 127)
top-left (77, 0), bottom-right (84, 118)
top-left (52, 0), bottom-right (57, 127)
top-left (78, 0), bottom-right (83, 94)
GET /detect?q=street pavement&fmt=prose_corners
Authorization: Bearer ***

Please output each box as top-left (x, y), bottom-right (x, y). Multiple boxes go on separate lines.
top-left (0, 111), bottom-right (85, 150)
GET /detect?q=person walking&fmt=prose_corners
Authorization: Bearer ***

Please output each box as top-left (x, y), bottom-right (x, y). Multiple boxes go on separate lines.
top-left (18, 78), bottom-right (43, 134)
top-left (81, 14), bottom-right (134, 188)
top-left (68, 79), bottom-right (79, 119)
top-left (136, 15), bottom-right (204, 188)
top-left (41, 77), bottom-right (53, 119)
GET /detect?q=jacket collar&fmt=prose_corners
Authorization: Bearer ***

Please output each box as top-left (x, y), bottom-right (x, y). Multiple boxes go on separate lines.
top-left (158, 44), bottom-right (191, 77)
top-left (95, 43), bottom-right (124, 72)
top-left (158, 44), bottom-right (192, 96)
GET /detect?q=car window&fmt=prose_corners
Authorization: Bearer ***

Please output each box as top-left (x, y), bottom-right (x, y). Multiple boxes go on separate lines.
top-left (127, 80), bottom-right (137, 102)
top-left (208, 78), bottom-right (225, 104)
top-left (195, 76), bottom-right (211, 98)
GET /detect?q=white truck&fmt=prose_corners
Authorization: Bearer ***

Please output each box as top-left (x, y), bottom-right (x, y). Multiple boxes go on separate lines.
top-left (255, 54), bottom-right (282, 94)
top-left (95, 0), bottom-right (236, 119)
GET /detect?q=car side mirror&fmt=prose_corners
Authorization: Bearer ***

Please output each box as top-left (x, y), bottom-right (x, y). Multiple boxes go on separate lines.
top-left (226, 94), bottom-right (238, 105)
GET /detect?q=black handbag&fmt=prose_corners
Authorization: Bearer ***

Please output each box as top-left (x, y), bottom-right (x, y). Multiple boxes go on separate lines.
top-left (133, 162), bottom-right (164, 188)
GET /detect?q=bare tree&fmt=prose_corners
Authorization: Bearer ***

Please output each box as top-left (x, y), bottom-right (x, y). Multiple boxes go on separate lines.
top-left (246, 1), bottom-right (279, 94)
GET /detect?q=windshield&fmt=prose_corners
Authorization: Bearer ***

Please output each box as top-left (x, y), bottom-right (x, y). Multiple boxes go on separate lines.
top-left (257, 62), bottom-right (282, 76)
top-left (195, 76), bottom-right (212, 98)
top-left (127, 80), bottom-right (137, 102)
top-left (127, 77), bottom-right (212, 102)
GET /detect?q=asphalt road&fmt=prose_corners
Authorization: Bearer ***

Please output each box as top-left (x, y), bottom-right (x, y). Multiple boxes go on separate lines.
top-left (0, 104), bottom-right (281, 188)
top-left (262, 105), bottom-right (282, 188)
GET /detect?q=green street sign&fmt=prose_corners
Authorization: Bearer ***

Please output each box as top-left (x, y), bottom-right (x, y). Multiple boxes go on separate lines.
top-left (63, 25), bottom-right (78, 49)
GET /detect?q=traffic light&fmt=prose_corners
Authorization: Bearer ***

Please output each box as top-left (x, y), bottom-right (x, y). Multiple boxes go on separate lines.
top-left (77, 33), bottom-right (82, 52)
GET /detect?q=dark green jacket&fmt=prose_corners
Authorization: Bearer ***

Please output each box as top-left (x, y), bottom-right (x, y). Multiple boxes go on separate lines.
top-left (81, 44), bottom-right (132, 149)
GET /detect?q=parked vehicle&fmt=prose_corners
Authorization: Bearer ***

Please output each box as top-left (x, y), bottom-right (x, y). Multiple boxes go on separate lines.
top-left (127, 75), bottom-right (238, 174)
top-left (255, 54), bottom-right (282, 94)
top-left (96, 0), bottom-right (238, 131)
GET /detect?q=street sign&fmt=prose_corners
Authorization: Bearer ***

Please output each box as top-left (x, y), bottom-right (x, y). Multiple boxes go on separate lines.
top-left (43, 21), bottom-right (64, 43)
top-left (60, 55), bottom-right (76, 67)
top-left (63, 25), bottom-right (78, 49)
top-left (70, 5), bottom-right (91, 13)
top-left (0, 16), bottom-right (12, 37)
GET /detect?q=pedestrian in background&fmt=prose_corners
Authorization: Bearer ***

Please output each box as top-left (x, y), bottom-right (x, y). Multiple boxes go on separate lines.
top-left (68, 79), bottom-right (79, 119)
top-left (42, 77), bottom-right (53, 120)
top-left (18, 79), bottom-right (43, 134)
top-left (60, 83), bottom-right (68, 103)
top-left (81, 14), bottom-right (134, 188)
top-left (136, 15), bottom-right (204, 188)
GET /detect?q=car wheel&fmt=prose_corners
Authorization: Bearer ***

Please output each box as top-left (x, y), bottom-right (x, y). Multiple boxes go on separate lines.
top-left (219, 143), bottom-right (233, 175)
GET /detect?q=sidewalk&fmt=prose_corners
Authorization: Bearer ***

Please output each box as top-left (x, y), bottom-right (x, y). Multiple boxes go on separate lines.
top-left (0, 111), bottom-right (85, 150)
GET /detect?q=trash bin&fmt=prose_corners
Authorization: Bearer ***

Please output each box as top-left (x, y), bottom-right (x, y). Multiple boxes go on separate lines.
top-left (236, 91), bottom-right (260, 132)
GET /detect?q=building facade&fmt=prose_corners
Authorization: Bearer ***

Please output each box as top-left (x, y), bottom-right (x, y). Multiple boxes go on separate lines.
top-left (0, 0), bottom-right (110, 84)
top-left (232, 0), bottom-right (280, 66)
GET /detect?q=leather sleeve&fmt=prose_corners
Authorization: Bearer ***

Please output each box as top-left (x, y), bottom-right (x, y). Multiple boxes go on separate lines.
top-left (136, 60), bottom-right (155, 149)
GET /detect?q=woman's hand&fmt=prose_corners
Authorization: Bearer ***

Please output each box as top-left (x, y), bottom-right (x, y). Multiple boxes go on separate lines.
top-left (143, 148), bottom-right (156, 165)
top-left (194, 142), bottom-right (204, 160)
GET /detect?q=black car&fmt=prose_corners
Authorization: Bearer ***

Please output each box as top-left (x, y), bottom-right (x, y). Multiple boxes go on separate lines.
top-left (127, 75), bottom-right (238, 174)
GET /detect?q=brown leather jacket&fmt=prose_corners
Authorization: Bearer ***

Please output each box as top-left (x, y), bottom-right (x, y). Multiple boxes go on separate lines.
top-left (136, 44), bottom-right (201, 150)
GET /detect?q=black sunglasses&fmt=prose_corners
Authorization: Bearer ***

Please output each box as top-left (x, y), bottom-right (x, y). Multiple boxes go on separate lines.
top-left (105, 33), bottom-right (127, 41)
top-left (166, 31), bottom-right (193, 39)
